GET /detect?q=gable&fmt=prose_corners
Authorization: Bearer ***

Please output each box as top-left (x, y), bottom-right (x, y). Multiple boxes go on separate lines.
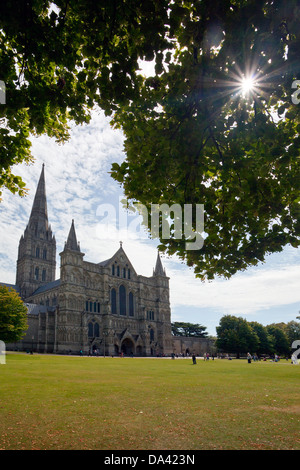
top-left (99, 247), bottom-right (137, 278)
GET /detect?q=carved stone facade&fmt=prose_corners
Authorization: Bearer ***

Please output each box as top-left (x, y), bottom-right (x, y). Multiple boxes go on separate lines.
top-left (6, 166), bottom-right (174, 356)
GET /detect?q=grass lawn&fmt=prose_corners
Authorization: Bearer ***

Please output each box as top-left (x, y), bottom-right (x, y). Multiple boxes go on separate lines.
top-left (0, 353), bottom-right (299, 450)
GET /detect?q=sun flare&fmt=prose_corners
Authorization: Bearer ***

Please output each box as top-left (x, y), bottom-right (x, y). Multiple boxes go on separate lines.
top-left (241, 76), bottom-right (255, 94)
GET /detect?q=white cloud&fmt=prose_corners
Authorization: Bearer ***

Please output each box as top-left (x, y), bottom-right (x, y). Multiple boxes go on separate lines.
top-left (168, 261), bottom-right (300, 316)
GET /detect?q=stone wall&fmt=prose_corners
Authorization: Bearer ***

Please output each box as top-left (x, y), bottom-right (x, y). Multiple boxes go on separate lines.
top-left (172, 336), bottom-right (216, 356)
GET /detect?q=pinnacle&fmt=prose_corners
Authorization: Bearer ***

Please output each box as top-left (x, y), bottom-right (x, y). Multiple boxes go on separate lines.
top-left (65, 219), bottom-right (81, 252)
top-left (154, 250), bottom-right (166, 276)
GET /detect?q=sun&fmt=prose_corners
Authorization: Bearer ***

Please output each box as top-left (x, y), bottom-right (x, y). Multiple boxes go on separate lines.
top-left (212, 61), bottom-right (274, 105)
top-left (240, 75), bottom-right (256, 95)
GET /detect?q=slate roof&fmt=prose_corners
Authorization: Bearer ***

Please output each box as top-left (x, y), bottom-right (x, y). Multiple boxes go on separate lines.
top-left (97, 257), bottom-right (113, 267)
top-left (32, 279), bottom-right (60, 295)
top-left (25, 303), bottom-right (56, 315)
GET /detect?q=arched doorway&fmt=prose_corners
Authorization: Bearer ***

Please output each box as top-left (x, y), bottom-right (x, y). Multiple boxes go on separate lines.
top-left (92, 342), bottom-right (101, 355)
top-left (121, 338), bottom-right (134, 356)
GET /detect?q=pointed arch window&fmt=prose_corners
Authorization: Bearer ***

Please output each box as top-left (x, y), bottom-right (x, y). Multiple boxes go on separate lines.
top-left (88, 321), bottom-right (100, 338)
top-left (129, 292), bottom-right (134, 316)
top-left (111, 288), bottom-right (117, 314)
top-left (147, 310), bottom-right (155, 321)
top-left (36, 247), bottom-right (40, 258)
top-left (94, 322), bottom-right (99, 337)
top-left (85, 300), bottom-right (100, 313)
top-left (119, 285), bottom-right (126, 316)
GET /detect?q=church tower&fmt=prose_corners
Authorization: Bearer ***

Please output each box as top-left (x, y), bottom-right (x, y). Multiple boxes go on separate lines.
top-left (56, 220), bottom-right (85, 353)
top-left (153, 251), bottom-right (173, 354)
top-left (16, 164), bottom-right (56, 300)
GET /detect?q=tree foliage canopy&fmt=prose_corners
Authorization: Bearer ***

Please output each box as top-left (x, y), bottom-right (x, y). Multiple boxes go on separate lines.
top-left (216, 314), bottom-right (293, 356)
top-left (0, 0), bottom-right (170, 196)
top-left (171, 321), bottom-right (208, 337)
top-left (0, 286), bottom-right (28, 343)
top-left (1, 0), bottom-right (299, 279)
top-left (216, 315), bottom-right (259, 356)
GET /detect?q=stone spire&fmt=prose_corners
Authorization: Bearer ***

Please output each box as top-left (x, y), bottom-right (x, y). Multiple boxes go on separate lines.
top-left (28, 164), bottom-right (49, 233)
top-left (16, 164), bottom-right (56, 300)
top-left (153, 251), bottom-right (166, 276)
top-left (65, 220), bottom-right (81, 252)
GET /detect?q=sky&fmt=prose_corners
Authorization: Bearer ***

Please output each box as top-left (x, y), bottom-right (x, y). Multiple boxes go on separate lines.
top-left (0, 108), bottom-right (299, 336)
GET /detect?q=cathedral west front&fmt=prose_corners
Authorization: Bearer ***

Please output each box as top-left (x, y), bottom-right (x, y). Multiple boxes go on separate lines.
top-left (3, 165), bottom-right (174, 356)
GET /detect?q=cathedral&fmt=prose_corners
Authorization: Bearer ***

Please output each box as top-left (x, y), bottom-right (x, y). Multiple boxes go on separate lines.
top-left (3, 165), bottom-right (174, 356)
